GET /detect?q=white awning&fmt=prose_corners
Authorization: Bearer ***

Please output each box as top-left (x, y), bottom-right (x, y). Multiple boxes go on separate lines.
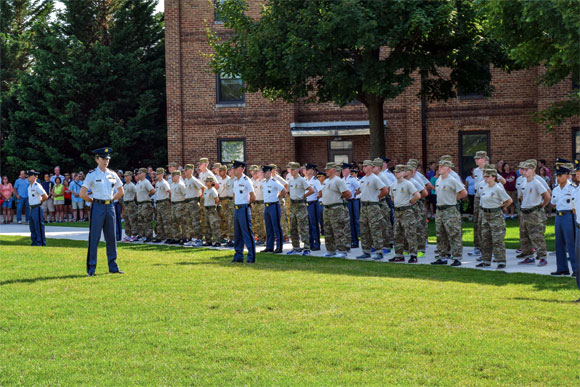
top-left (289, 120), bottom-right (387, 137)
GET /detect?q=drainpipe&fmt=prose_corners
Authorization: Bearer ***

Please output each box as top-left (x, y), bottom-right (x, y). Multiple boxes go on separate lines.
top-left (420, 73), bottom-right (428, 171)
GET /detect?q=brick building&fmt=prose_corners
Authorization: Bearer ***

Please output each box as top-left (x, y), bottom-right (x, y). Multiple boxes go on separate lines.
top-left (165, 0), bottom-right (579, 178)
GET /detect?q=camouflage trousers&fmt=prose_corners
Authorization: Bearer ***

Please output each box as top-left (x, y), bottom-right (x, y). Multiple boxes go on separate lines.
top-left (394, 207), bottom-right (417, 256)
top-left (379, 200), bottom-right (393, 248)
top-left (520, 207), bottom-right (547, 257)
top-left (124, 201), bottom-right (138, 237)
top-left (171, 201), bottom-right (187, 240)
top-left (289, 202), bottom-right (310, 250)
top-left (183, 199), bottom-right (202, 240)
top-left (435, 206), bottom-right (463, 259)
top-left (219, 198), bottom-right (234, 240)
top-left (323, 204), bottom-right (350, 253)
top-left (251, 202), bottom-right (266, 242)
top-left (473, 196), bottom-right (481, 248)
top-left (204, 206), bottom-right (221, 243)
top-left (415, 199), bottom-right (428, 252)
top-left (360, 202), bottom-right (385, 254)
top-left (281, 198), bottom-right (290, 237)
top-left (137, 201), bottom-right (154, 238)
top-left (480, 209), bottom-right (506, 263)
top-left (155, 200), bottom-right (172, 240)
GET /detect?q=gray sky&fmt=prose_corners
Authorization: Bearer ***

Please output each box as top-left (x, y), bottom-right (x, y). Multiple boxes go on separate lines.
top-left (56, 1), bottom-right (164, 13)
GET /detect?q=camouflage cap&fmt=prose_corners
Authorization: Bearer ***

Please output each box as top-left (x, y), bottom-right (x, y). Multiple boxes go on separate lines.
top-left (439, 155), bottom-right (453, 162)
top-left (362, 160), bottom-right (374, 167)
top-left (212, 162), bottom-right (222, 169)
top-left (394, 164), bottom-right (407, 173)
top-left (167, 162), bottom-right (178, 167)
top-left (474, 151), bottom-right (487, 159)
top-left (483, 168), bottom-right (497, 177)
top-left (205, 175), bottom-right (216, 182)
top-left (219, 164), bottom-right (227, 171)
top-left (521, 161), bottom-right (536, 169)
top-left (138, 167), bottom-right (148, 174)
top-left (487, 164), bottom-right (496, 170)
top-left (268, 163), bottom-right (277, 169)
top-left (525, 159), bottom-right (538, 167)
top-left (407, 158), bottom-right (419, 168)
top-left (372, 158), bottom-right (383, 167)
top-left (249, 164), bottom-right (259, 172)
top-left (324, 162), bottom-right (337, 170)
top-left (517, 161), bottom-right (527, 169)
top-left (184, 164), bottom-right (195, 170)
top-left (124, 170), bottom-right (133, 176)
top-left (199, 158), bottom-right (209, 164)
top-left (156, 167), bottom-right (165, 175)
top-left (171, 170), bottom-right (181, 176)
top-left (439, 160), bottom-right (455, 168)
top-left (287, 161), bottom-right (301, 170)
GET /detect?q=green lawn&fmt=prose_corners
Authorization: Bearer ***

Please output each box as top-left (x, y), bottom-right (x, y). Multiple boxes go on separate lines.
top-left (1, 235), bottom-right (578, 385)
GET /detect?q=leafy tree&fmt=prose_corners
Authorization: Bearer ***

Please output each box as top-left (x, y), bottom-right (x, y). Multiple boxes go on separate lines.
top-left (482, 0), bottom-right (580, 130)
top-left (2, 0), bottom-right (166, 177)
top-left (208, 0), bottom-right (511, 157)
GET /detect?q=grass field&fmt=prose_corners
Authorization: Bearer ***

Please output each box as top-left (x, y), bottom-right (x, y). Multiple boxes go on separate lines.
top-left (1, 235), bottom-right (578, 385)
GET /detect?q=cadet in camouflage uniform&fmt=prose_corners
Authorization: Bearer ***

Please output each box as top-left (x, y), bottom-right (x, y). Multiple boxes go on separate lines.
top-left (389, 165), bottom-right (421, 263)
top-left (356, 160), bottom-right (388, 260)
top-left (318, 162), bottom-right (352, 258)
top-left (286, 162), bottom-right (314, 255)
top-left (470, 151), bottom-right (488, 255)
top-left (373, 158), bottom-right (393, 253)
top-left (122, 170), bottom-right (137, 241)
top-left (153, 167), bottom-right (172, 243)
top-left (431, 160), bottom-right (467, 267)
top-left (182, 164), bottom-right (204, 246)
top-left (477, 168), bottom-right (513, 269)
top-left (249, 165), bottom-right (267, 244)
top-left (203, 176), bottom-right (221, 246)
top-left (271, 164), bottom-right (290, 238)
top-left (170, 170), bottom-right (187, 244)
top-left (135, 167), bottom-right (155, 241)
top-left (217, 164), bottom-right (234, 244)
top-left (518, 160), bottom-right (551, 266)
top-left (198, 157), bottom-right (218, 237)
top-left (408, 159), bottom-right (431, 255)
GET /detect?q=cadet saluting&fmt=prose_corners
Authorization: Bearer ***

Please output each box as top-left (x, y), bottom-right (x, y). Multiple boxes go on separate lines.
top-left (79, 147), bottom-right (124, 276)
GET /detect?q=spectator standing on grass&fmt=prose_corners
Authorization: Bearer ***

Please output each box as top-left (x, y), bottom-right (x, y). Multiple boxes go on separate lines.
top-left (52, 177), bottom-right (65, 222)
top-left (13, 170), bottom-right (29, 224)
top-left (501, 163), bottom-right (518, 219)
top-left (1, 176), bottom-right (14, 224)
top-left (40, 174), bottom-right (55, 223)
top-left (465, 168), bottom-right (476, 219)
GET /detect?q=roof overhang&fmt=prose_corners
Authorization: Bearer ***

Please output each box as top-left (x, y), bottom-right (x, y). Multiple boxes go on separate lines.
top-left (289, 120), bottom-right (387, 137)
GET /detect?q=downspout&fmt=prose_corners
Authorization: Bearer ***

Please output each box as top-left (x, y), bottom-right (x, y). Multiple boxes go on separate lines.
top-left (421, 73), bottom-right (428, 171)
top-left (179, 0), bottom-right (185, 166)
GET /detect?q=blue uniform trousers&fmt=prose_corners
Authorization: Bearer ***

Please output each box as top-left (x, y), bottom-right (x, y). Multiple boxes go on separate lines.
top-left (264, 202), bottom-right (283, 251)
top-left (575, 223), bottom-right (580, 291)
top-left (307, 200), bottom-right (321, 249)
top-left (233, 204), bottom-right (256, 262)
top-left (555, 211), bottom-right (576, 273)
top-left (318, 202), bottom-right (324, 235)
top-left (114, 201), bottom-right (122, 241)
top-left (87, 202), bottom-right (120, 274)
top-left (386, 196), bottom-right (395, 226)
top-left (347, 198), bottom-right (360, 247)
top-left (29, 205), bottom-right (45, 246)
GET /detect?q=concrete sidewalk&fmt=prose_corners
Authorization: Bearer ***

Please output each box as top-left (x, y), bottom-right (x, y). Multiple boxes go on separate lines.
top-left (0, 223), bottom-right (572, 277)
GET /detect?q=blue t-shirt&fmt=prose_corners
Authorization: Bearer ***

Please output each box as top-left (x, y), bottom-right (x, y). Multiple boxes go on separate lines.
top-left (41, 181), bottom-right (55, 197)
top-left (14, 178), bottom-right (29, 198)
top-left (70, 180), bottom-right (84, 202)
top-left (426, 169), bottom-right (435, 181)
top-left (465, 176), bottom-right (476, 195)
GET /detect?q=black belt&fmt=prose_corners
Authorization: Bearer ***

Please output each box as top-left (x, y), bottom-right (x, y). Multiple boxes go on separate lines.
top-left (437, 204), bottom-right (455, 210)
top-left (137, 200), bottom-right (151, 205)
top-left (219, 196), bottom-right (232, 200)
top-left (94, 199), bottom-right (113, 205)
top-left (307, 201), bottom-right (318, 205)
top-left (481, 207), bottom-right (502, 213)
top-left (324, 203), bottom-right (345, 209)
top-left (204, 205), bottom-right (216, 208)
top-left (521, 205), bottom-right (541, 214)
top-left (349, 198), bottom-right (360, 201)
top-left (395, 205), bottom-right (414, 211)
top-left (30, 203), bottom-right (41, 209)
top-left (185, 197), bottom-right (200, 203)
top-left (172, 200), bottom-right (185, 204)
top-left (265, 202), bottom-right (278, 207)
top-left (156, 198), bottom-right (170, 203)
top-left (291, 199), bottom-right (306, 204)
top-left (557, 210), bottom-right (573, 216)
top-left (234, 204), bottom-right (250, 209)
top-left (254, 200), bottom-right (264, 204)
top-left (361, 201), bottom-right (379, 206)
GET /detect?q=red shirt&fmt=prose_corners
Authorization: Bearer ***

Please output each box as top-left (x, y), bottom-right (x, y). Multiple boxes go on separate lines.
top-left (501, 171), bottom-right (517, 191)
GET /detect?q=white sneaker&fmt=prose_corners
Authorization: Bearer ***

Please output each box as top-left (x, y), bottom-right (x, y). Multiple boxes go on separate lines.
top-left (334, 252), bottom-right (347, 258)
top-left (122, 236), bottom-right (131, 242)
top-left (183, 240), bottom-right (194, 247)
top-left (139, 237), bottom-right (147, 242)
top-left (323, 252), bottom-right (335, 257)
top-left (130, 236), bottom-right (138, 242)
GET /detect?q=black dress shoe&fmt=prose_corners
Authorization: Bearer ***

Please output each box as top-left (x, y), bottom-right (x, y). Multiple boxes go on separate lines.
top-left (231, 259), bottom-right (243, 263)
top-left (550, 271), bottom-right (570, 276)
top-left (312, 247), bottom-right (321, 251)
top-left (574, 297), bottom-right (580, 303)
top-left (246, 260), bottom-right (255, 264)
top-left (273, 248), bottom-right (283, 253)
top-left (226, 241), bottom-right (235, 247)
top-left (202, 242), bottom-right (211, 246)
top-left (110, 270), bottom-right (125, 274)
top-left (450, 259), bottom-right (462, 267)
top-left (261, 249), bottom-right (274, 253)
top-left (212, 242), bottom-right (221, 247)
top-left (87, 272), bottom-right (96, 277)
top-left (572, 272), bottom-right (577, 277)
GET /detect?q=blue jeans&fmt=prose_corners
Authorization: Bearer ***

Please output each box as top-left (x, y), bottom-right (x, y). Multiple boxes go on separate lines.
top-left (17, 197), bottom-right (29, 222)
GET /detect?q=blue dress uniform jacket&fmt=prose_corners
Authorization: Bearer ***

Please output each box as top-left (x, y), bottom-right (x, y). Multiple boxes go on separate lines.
top-left (82, 168), bottom-right (123, 275)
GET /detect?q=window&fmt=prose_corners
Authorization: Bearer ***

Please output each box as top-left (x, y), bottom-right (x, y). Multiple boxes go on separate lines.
top-left (328, 140), bottom-right (353, 163)
top-left (214, 0), bottom-right (226, 23)
top-left (573, 128), bottom-right (580, 160)
top-left (458, 64), bottom-right (490, 99)
top-left (459, 131), bottom-right (490, 179)
top-left (217, 73), bottom-right (244, 104)
top-left (218, 138), bottom-right (246, 163)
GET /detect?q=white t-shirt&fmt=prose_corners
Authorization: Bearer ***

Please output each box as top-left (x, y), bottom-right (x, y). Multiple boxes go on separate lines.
top-left (390, 179), bottom-right (418, 207)
top-left (136, 179), bottom-right (154, 202)
top-left (184, 176), bottom-right (204, 199)
top-left (288, 175), bottom-right (310, 200)
top-left (170, 180), bottom-right (186, 202)
top-left (521, 177), bottom-right (548, 209)
top-left (480, 183), bottom-right (511, 208)
top-left (252, 177), bottom-right (264, 201)
top-left (203, 187), bottom-right (218, 206)
top-left (360, 174), bottom-right (386, 202)
top-left (435, 175), bottom-right (464, 206)
top-left (321, 176), bottom-right (349, 205)
top-left (155, 179), bottom-right (171, 201)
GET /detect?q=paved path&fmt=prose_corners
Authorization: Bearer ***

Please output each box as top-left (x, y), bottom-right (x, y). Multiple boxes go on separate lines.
top-left (0, 223), bottom-right (570, 277)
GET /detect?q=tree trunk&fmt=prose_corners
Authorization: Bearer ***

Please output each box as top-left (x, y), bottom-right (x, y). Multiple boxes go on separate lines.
top-left (366, 94), bottom-right (386, 159)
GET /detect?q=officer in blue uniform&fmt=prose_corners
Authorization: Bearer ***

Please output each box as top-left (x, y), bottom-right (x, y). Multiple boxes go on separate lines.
top-left (261, 165), bottom-right (286, 253)
top-left (231, 160), bottom-right (257, 263)
top-left (79, 147), bottom-right (125, 276)
top-left (27, 170), bottom-right (48, 246)
top-left (342, 162), bottom-right (360, 248)
top-left (551, 164), bottom-right (577, 276)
